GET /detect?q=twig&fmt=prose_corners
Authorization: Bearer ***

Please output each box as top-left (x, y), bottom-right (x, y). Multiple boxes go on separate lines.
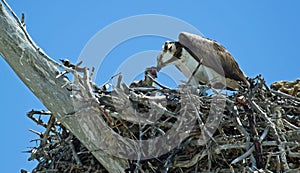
top-left (68, 139), bottom-right (83, 167)
top-left (27, 110), bottom-right (52, 128)
top-left (41, 115), bottom-right (55, 146)
top-left (231, 126), bottom-right (269, 166)
top-left (271, 90), bottom-right (300, 102)
top-left (146, 74), bottom-right (171, 90)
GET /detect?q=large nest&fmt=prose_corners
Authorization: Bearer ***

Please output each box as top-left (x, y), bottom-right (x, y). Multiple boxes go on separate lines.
top-left (24, 64), bottom-right (300, 173)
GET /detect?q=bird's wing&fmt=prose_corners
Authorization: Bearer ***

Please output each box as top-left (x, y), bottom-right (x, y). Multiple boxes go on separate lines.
top-left (178, 32), bottom-right (248, 84)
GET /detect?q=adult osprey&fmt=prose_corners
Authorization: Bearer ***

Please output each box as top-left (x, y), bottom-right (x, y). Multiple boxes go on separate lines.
top-left (157, 32), bottom-right (249, 90)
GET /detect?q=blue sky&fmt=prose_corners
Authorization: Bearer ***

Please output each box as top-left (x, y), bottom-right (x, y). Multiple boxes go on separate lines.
top-left (0, 1), bottom-right (299, 172)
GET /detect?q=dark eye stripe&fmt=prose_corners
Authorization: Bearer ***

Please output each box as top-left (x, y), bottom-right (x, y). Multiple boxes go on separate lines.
top-left (164, 43), bottom-right (168, 51)
top-left (173, 46), bottom-right (182, 59)
top-left (173, 42), bottom-right (183, 59)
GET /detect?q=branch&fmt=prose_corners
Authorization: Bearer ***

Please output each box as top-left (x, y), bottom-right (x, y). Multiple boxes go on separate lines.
top-left (0, 2), bottom-right (128, 172)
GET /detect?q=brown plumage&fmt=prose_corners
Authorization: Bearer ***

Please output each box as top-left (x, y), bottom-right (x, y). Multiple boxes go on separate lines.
top-left (179, 32), bottom-right (249, 86)
top-left (157, 32), bottom-right (250, 90)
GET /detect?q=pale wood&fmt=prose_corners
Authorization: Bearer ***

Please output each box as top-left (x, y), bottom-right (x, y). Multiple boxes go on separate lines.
top-left (0, 2), bottom-right (128, 172)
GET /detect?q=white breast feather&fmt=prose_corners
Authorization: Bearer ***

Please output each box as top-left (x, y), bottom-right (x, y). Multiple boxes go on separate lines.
top-left (173, 48), bottom-right (226, 86)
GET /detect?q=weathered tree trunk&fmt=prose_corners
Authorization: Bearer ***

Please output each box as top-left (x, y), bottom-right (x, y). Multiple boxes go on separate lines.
top-left (0, 2), bottom-right (127, 172)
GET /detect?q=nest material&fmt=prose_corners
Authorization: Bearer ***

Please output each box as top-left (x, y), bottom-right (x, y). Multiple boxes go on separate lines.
top-left (271, 79), bottom-right (300, 97)
top-left (24, 67), bottom-right (300, 173)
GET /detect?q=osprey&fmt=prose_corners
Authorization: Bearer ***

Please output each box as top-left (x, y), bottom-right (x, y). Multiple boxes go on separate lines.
top-left (129, 67), bottom-right (158, 88)
top-left (157, 32), bottom-right (249, 90)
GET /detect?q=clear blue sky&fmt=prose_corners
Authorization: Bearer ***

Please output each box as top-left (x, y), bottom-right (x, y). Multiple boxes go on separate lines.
top-left (0, 1), bottom-right (299, 172)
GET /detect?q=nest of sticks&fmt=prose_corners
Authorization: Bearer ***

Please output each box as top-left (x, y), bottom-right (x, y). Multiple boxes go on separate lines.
top-left (23, 63), bottom-right (300, 173)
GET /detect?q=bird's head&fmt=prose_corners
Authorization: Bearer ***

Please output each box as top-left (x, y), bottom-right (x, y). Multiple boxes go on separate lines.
top-left (145, 66), bottom-right (157, 78)
top-left (156, 41), bottom-right (182, 71)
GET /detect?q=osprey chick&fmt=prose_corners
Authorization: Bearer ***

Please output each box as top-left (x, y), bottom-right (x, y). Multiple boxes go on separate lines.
top-left (129, 67), bottom-right (157, 88)
top-left (157, 32), bottom-right (249, 90)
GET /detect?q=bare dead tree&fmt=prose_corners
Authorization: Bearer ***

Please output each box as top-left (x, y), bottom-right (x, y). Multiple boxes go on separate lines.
top-left (0, 1), bottom-right (128, 173)
top-left (1, 1), bottom-right (299, 173)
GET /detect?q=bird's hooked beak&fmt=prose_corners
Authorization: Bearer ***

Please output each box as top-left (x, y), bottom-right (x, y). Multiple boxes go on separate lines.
top-left (156, 53), bottom-right (165, 72)
top-left (156, 61), bottom-right (162, 72)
